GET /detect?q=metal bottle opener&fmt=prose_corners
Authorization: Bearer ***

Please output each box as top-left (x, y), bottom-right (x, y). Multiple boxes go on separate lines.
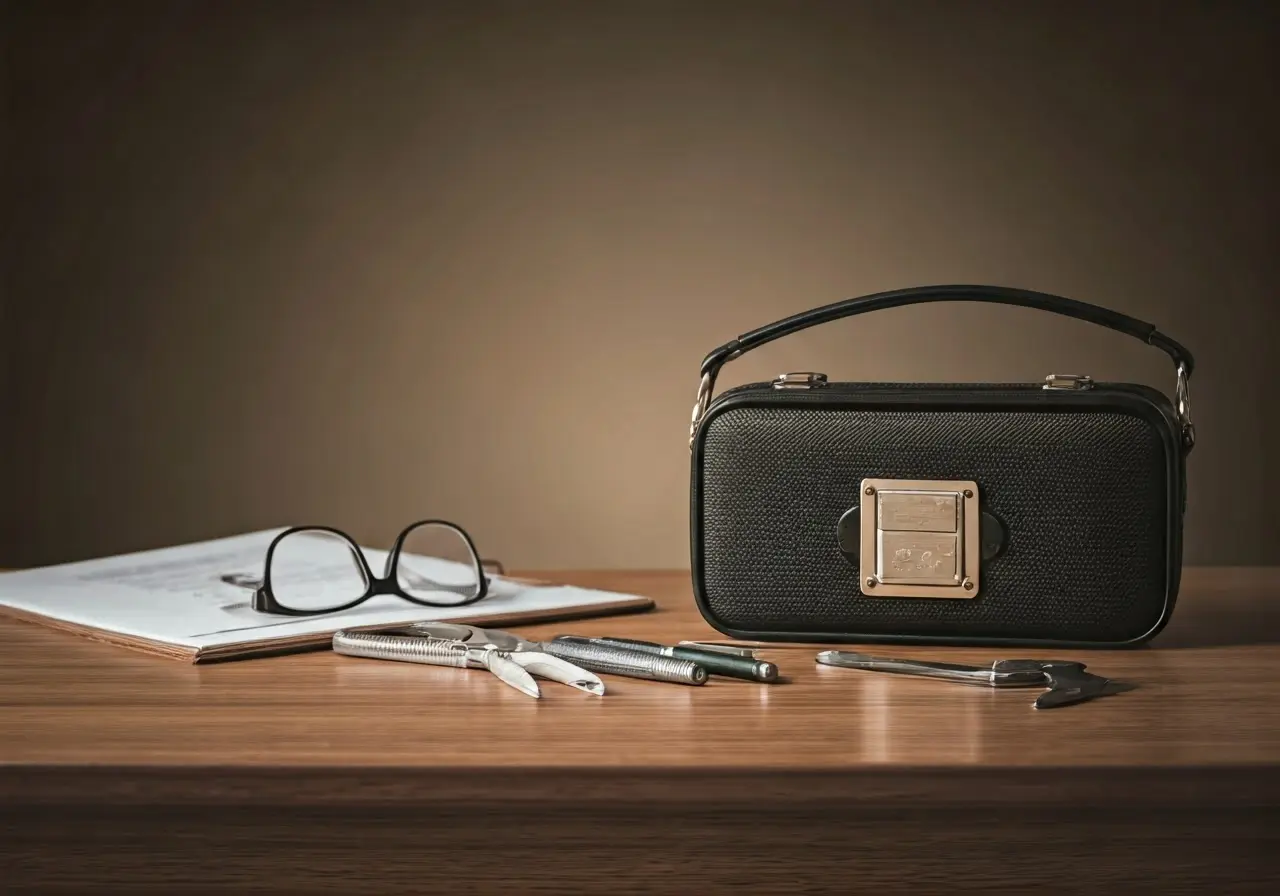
top-left (815, 650), bottom-right (1128, 709)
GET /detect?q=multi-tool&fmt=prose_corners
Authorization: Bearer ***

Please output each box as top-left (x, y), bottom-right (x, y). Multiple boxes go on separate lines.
top-left (332, 622), bottom-right (708, 698)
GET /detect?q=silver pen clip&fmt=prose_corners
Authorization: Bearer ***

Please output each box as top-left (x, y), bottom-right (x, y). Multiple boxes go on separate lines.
top-left (676, 640), bottom-right (760, 658)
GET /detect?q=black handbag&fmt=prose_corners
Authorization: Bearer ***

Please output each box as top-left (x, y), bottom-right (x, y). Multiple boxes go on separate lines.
top-left (688, 285), bottom-right (1195, 648)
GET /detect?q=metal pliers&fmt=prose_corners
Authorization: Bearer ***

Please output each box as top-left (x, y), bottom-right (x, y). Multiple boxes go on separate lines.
top-left (333, 622), bottom-right (605, 698)
top-left (815, 650), bottom-right (1129, 709)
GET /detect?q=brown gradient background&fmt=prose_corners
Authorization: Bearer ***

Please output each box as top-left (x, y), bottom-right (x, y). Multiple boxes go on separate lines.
top-left (2, 1), bottom-right (1277, 570)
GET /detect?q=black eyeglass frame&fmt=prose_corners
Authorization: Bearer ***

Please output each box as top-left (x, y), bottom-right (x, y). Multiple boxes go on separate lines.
top-left (252, 519), bottom-right (490, 616)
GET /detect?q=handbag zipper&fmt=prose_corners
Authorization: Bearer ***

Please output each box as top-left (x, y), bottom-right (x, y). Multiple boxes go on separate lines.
top-left (765, 372), bottom-right (1095, 391)
top-left (703, 373), bottom-right (1183, 418)
top-left (719, 372), bottom-right (1100, 399)
top-left (694, 373), bottom-right (1188, 457)
top-left (719, 376), bottom-right (1067, 401)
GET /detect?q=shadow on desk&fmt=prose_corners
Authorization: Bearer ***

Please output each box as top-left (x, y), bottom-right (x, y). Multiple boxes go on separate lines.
top-left (1151, 567), bottom-right (1280, 649)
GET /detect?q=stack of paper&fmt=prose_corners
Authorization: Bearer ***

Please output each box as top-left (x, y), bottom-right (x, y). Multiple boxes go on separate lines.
top-left (0, 529), bottom-right (653, 662)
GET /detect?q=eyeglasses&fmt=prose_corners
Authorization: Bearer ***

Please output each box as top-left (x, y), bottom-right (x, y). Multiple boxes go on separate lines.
top-left (250, 520), bottom-right (493, 616)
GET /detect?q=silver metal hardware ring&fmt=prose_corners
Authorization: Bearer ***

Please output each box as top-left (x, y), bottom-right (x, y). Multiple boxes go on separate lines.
top-left (1176, 363), bottom-right (1195, 449)
top-left (688, 372), bottom-right (714, 448)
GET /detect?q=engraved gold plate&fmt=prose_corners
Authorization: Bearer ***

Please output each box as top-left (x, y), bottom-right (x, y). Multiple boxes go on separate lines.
top-left (860, 478), bottom-right (980, 599)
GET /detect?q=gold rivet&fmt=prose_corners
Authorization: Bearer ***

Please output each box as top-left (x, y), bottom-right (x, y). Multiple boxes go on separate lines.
top-left (865, 577), bottom-right (877, 588)
top-left (864, 486), bottom-right (875, 495)
top-left (963, 489), bottom-right (973, 498)
top-left (963, 579), bottom-right (974, 591)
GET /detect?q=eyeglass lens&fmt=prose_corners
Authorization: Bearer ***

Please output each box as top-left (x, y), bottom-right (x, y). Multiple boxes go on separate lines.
top-left (269, 529), bottom-right (370, 613)
top-left (394, 522), bottom-right (482, 606)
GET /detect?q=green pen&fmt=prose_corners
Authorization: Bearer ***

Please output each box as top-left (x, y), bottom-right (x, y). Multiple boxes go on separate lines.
top-left (574, 636), bottom-right (780, 683)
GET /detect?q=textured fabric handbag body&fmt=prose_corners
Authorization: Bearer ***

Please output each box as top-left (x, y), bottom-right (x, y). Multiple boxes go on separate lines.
top-left (688, 285), bottom-right (1196, 648)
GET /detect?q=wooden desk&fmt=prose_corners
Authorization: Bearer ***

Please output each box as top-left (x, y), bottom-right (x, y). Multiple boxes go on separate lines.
top-left (3, 568), bottom-right (1279, 894)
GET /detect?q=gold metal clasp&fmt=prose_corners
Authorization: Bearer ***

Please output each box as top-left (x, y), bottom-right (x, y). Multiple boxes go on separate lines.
top-left (859, 478), bottom-right (981, 599)
top-left (1043, 373), bottom-right (1093, 390)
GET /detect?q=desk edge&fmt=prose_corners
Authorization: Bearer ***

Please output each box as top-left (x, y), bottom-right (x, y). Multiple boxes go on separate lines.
top-left (3, 764), bottom-right (1278, 808)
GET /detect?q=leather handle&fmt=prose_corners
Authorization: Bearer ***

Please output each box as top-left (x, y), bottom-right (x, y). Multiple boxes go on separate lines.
top-left (690, 284), bottom-right (1195, 451)
top-left (700, 284), bottom-right (1193, 378)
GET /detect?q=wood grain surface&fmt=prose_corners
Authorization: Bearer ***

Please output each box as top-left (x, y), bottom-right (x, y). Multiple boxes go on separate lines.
top-left (4, 567), bottom-right (1280, 894)
top-left (3, 568), bottom-right (1279, 768)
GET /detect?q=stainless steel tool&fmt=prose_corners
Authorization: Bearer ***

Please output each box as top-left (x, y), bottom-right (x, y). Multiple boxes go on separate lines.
top-left (332, 624), bottom-right (605, 699)
top-left (677, 640), bottom-right (761, 658)
top-left (406, 623), bottom-right (708, 686)
top-left (580, 636), bottom-right (778, 682)
top-left (814, 650), bottom-right (1125, 709)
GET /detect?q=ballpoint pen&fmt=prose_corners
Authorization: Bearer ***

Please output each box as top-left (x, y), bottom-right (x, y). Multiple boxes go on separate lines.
top-left (412, 624), bottom-right (709, 686)
top-left (558, 636), bottom-right (780, 683)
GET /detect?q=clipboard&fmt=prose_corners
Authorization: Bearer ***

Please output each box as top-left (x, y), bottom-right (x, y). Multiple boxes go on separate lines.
top-left (0, 530), bottom-right (655, 663)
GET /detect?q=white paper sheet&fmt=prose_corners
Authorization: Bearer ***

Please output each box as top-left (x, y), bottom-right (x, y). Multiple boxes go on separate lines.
top-left (0, 529), bottom-right (642, 650)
